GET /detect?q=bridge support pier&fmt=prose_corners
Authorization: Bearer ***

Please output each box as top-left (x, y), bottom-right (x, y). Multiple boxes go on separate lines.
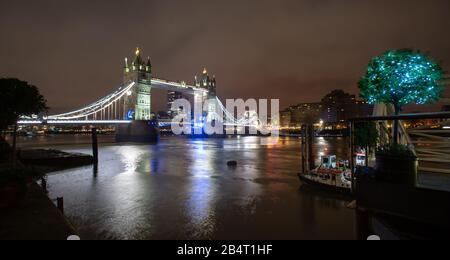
top-left (116, 120), bottom-right (159, 143)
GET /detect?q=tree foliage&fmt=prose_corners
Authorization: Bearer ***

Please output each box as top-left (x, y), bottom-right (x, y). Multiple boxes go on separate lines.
top-left (358, 49), bottom-right (444, 113)
top-left (0, 78), bottom-right (48, 131)
top-left (354, 121), bottom-right (378, 149)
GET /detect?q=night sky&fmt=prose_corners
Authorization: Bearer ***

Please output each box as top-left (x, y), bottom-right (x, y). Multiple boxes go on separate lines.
top-left (1, 0), bottom-right (449, 113)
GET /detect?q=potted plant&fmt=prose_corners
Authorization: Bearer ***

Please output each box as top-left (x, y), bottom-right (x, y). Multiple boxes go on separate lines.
top-left (358, 50), bottom-right (444, 186)
top-left (375, 144), bottom-right (418, 186)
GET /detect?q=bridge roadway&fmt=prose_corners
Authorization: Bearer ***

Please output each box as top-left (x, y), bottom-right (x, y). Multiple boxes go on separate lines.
top-left (17, 119), bottom-right (256, 128)
top-left (145, 78), bottom-right (208, 95)
top-left (17, 120), bottom-right (133, 126)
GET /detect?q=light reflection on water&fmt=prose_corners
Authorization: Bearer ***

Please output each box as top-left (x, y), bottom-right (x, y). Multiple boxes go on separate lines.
top-left (22, 135), bottom-right (355, 240)
top-left (186, 141), bottom-right (217, 237)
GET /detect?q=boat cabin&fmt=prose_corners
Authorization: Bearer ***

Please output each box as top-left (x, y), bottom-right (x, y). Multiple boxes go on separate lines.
top-left (321, 155), bottom-right (337, 169)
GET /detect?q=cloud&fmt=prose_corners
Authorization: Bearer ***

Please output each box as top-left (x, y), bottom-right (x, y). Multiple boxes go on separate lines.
top-left (1, 0), bottom-right (449, 112)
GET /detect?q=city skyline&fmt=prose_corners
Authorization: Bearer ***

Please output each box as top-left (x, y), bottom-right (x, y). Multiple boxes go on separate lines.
top-left (1, 0), bottom-right (450, 113)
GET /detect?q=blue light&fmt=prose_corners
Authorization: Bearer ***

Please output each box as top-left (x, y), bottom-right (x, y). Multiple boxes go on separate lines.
top-left (194, 122), bottom-right (204, 128)
top-left (127, 109), bottom-right (135, 120)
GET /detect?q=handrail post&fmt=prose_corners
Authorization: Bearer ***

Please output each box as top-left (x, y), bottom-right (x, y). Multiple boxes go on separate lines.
top-left (301, 125), bottom-right (306, 174)
top-left (91, 128), bottom-right (98, 165)
top-left (349, 120), bottom-right (356, 194)
top-left (306, 124), bottom-right (315, 171)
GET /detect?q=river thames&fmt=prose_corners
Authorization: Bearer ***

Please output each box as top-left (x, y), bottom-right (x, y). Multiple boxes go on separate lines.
top-left (15, 135), bottom-right (355, 240)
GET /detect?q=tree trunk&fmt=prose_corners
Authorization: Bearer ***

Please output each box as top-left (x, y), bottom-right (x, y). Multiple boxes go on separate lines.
top-left (307, 124), bottom-right (315, 170)
top-left (393, 104), bottom-right (401, 145)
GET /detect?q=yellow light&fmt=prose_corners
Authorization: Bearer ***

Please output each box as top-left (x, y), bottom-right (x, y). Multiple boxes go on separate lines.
top-left (203, 68), bottom-right (207, 74)
top-left (135, 47), bottom-right (140, 56)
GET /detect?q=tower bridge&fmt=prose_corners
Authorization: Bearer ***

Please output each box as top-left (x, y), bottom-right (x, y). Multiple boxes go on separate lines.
top-left (18, 48), bottom-right (256, 141)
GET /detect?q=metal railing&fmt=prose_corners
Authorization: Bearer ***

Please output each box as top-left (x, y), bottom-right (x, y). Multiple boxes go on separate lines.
top-left (350, 112), bottom-right (450, 177)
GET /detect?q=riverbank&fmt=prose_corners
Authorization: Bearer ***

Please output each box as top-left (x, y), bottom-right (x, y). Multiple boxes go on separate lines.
top-left (0, 142), bottom-right (90, 239)
top-left (0, 182), bottom-right (77, 240)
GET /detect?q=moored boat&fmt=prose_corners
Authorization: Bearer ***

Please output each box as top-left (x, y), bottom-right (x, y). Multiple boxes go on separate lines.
top-left (298, 155), bottom-right (354, 194)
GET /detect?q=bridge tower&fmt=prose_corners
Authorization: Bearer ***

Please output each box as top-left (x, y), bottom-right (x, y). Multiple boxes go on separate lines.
top-left (195, 68), bottom-right (217, 99)
top-left (117, 48), bottom-right (158, 143)
top-left (195, 68), bottom-right (218, 123)
top-left (123, 47), bottom-right (152, 120)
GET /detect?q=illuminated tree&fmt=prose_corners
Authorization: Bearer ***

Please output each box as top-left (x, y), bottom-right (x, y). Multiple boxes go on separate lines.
top-left (359, 49), bottom-right (444, 144)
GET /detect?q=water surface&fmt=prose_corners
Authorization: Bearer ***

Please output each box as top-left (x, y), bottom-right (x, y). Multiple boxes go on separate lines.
top-left (18, 135), bottom-right (355, 240)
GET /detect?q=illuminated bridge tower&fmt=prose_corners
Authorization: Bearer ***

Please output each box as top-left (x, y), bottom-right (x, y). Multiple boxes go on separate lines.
top-left (195, 68), bottom-right (217, 99)
top-left (117, 48), bottom-right (158, 143)
top-left (195, 68), bottom-right (218, 123)
top-left (123, 48), bottom-right (152, 120)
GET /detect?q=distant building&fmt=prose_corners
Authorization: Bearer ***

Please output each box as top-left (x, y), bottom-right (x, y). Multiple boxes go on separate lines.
top-left (321, 90), bottom-right (373, 124)
top-left (280, 103), bottom-right (323, 128)
top-left (441, 75), bottom-right (450, 109)
top-left (280, 110), bottom-right (292, 128)
top-left (291, 103), bottom-right (323, 127)
top-left (282, 89), bottom-right (373, 129)
top-left (167, 91), bottom-right (184, 118)
top-left (441, 74), bottom-right (450, 85)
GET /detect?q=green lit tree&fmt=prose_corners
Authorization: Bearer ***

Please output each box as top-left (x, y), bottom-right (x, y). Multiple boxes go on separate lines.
top-left (359, 49), bottom-right (444, 144)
